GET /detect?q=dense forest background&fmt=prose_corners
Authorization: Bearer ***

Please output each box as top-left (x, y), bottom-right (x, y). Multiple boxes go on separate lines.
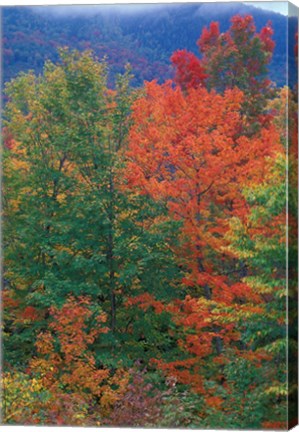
top-left (2, 2), bottom-right (298, 88)
top-left (2, 2), bottom-right (298, 429)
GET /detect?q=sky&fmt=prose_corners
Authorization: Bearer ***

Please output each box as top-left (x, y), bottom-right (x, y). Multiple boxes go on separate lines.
top-left (0, 0), bottom-right (298, 12)
top-left (244, 1), bottom-right (288, 15)
top-left (17, 1), bottom-right (297, 17)
top-left (1, 0), bottom-right (298, 18)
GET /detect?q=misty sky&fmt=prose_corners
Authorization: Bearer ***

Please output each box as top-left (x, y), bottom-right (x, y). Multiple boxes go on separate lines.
top-left (28, 1), bottom-right (294, 17)
top-left (244, 2), bottom-right (288, 15)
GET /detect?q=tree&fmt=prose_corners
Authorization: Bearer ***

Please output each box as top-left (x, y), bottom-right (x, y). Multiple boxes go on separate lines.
top-left (126, 80), bottom-right (281, 298)
top-left (3, 49), bottom-right (182, 393)
top-left (219, 154), bottom-right (288, 429)
top-left (170, 49), bottom-right (207, 92)
top-left (172, 15), bottom-right (275, 134)
top-left (125, 79), bottom-right (283, 410)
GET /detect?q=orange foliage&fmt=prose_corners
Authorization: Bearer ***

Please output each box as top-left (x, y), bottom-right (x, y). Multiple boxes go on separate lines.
top-left (30, 296), bottom-right (109, 398)
top-left (126, 293), bottom-right (164, 314)
top-left (125, 79), bottom-right (283, 391)
top-left (126, 81), bottom-right (281, 301)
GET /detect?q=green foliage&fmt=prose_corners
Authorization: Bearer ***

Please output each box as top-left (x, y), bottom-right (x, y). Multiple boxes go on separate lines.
top-left (3, 49), bottom-right (182, 372)
top-left (223, 156), bottom-right (288, 427)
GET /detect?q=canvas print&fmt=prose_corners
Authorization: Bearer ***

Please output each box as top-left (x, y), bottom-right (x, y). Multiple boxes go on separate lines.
top-left (1, 1), bottom-right (298, 429)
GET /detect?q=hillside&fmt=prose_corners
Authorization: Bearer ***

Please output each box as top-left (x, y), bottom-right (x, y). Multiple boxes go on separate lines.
top-left (2, 3), bottom-right (297, 87)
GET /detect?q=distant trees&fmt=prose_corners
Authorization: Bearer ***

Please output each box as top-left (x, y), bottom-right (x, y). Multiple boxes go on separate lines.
top-left (172, 15), bottom-right (275, 134)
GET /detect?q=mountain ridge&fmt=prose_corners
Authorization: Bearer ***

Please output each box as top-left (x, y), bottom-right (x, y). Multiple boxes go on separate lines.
top-left (2, 3), bottom-right (296, 87)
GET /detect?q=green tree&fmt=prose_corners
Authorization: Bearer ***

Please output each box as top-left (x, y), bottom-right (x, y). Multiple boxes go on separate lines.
top-left (3, 49), bottom-right (182, 373)
top-left (212, 154), bottom-right (288, 429)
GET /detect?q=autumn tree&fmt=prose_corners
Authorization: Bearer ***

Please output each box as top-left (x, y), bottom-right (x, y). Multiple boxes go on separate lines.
top-left (3, 297), bottom-right (110, 425)
top-left (170, 49), bottom-right (207, 92)
top-left (218, 154), bottom-right (288, 429)
top-left (3, 49), bottom-right (182, 390)
top-left (172, 15), bottom-right (275, 133)
top-left (125, 79), bottom-right (283, 409)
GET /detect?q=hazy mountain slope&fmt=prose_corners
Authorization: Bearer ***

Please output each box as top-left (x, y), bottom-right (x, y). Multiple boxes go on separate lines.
top-left (2, 3), bottom-right (296, 87)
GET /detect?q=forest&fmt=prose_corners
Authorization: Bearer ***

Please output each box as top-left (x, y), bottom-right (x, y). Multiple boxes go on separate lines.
top-left (2, 3), bottom-right (298, 87)
top-left (2, 10), bottom-right (298, 429)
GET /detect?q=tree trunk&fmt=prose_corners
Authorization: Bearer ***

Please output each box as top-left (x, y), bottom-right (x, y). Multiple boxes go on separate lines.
top-left (196, 190), bottom-right (222, 355)
top-left (107, 168), bottom-right (116, 333)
